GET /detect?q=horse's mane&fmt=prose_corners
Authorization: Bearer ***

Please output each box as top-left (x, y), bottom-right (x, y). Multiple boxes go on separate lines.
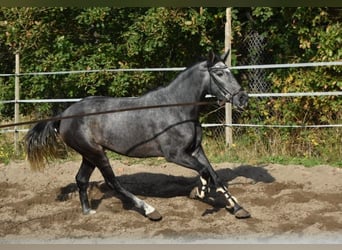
top-left (141, 58), bottom-right (206, 96)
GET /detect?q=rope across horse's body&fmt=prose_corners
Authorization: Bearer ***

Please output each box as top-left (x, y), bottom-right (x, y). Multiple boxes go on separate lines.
top-left (0, 101), bottom-right (216, 129)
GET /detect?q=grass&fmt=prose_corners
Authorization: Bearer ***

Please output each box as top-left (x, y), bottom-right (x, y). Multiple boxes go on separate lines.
top-left (0, 128), bottom-right (341, 168)
top-left (202, 127), bottom-right (342, 168)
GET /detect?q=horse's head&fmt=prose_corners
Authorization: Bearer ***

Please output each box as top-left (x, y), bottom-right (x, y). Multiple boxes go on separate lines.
top-left (206, 51), bottom-right (248, 110)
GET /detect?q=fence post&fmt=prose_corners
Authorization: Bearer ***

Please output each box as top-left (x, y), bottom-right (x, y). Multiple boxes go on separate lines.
top-left (225, 7), bottom-right (233, 146)
top-left (14, 52), bottom-right (20, 154)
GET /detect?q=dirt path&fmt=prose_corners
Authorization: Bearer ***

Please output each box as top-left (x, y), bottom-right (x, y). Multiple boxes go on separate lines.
top-left (0, 159), bottom-right (341, 243)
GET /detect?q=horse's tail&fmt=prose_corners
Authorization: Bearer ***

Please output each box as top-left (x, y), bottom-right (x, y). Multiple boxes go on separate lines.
top-left (24, 118), bottom-right (65, 171)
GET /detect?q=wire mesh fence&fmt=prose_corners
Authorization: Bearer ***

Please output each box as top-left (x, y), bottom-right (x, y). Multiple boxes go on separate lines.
top-left (200, 31), bottom-right (341, 162)
top-left (202, 31), bottom-right (272, 145)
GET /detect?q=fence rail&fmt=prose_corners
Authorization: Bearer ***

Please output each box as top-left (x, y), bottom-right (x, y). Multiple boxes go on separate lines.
top-left (1, 61), bottom-right (341, 135)
top-left (2, 91), bottom-right (342, 105)
top-left (0, 61), bottom-right (341, 77)
top-left (201, 123), bottom-right (342, 128)
top-left (1, 90), bottom-right (341, 133)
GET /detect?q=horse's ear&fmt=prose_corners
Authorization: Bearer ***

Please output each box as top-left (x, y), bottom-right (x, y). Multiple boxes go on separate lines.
top-left (207, 50), bottom-right (217, 67)
top-left (221, 49), bottom-right (230, 63)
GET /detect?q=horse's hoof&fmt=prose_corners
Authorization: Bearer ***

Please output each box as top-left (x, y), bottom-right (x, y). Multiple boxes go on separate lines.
top-left (146, 210), bottom-right (162, 221)
top-left (234, 207), bottom-right (250, 219)
top-left (83, 209), bottom-right (96, 215)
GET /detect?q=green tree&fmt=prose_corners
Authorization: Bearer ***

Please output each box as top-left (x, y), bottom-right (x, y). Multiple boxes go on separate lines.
top-left (233, 7), bottom-right (341, 125)
top-left (0, 7), bottom-right (340, 125)
top-left (0, 7), bottom-right (227, 117)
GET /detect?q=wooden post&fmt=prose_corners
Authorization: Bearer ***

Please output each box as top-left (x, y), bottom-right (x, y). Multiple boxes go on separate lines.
top-left (225, 8), bottom-right (233, 146)
top-left (14, 52), bottom-right (20, 153)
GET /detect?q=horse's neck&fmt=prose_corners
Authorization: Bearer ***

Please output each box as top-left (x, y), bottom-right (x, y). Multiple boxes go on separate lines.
top-left (160, 65), bottom-right (206, 103)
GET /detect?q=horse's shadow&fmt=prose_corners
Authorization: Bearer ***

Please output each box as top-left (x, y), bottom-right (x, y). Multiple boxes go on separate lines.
top-left (56, 164), bottom-right (275, 214)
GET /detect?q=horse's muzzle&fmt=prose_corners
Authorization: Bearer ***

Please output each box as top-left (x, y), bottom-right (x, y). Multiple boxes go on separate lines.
top-left (232, 91), bottom-right (249, 110)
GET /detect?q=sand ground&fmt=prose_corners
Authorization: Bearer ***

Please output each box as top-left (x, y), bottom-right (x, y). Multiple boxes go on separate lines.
top-left (0, 159), bottom-right (341, 243)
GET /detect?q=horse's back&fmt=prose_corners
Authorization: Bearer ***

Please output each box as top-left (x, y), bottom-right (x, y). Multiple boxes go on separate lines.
top-left (58, 96), bottom-right (168, 156)
top-left (57, 95), bottom-right (198, 158)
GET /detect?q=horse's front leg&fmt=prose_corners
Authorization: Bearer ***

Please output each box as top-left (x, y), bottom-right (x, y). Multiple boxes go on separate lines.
top-left (215, 182), bottom-right (250, 218)
top-left (191, 146), bottom-right (251, 219)
top-left (189, 175), bottom-right (210, 199)
top-left (191, 169), bottom-right (250, 219)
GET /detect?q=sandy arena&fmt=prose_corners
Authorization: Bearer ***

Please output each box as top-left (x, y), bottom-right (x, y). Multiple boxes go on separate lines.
top-left (0, 159), bottom-right (342, 243)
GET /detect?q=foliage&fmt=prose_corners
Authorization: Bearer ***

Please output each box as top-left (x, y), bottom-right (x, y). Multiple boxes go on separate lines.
top-left (1, 7), bottom-right (340, 120)
top-left (0, 134), bottom-right (16, 164)
top-left (0, 7), bottom-right (341, 166)
top-left (230, 8), bottom-right (341, 165)
top-left (0, 7), bottom-right (226, 116)
top-left (233, 7), bottom-right (341, 121)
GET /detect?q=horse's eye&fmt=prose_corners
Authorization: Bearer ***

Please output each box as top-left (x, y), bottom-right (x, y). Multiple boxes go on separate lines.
top-left (216, 71), bottom-right (224, 77)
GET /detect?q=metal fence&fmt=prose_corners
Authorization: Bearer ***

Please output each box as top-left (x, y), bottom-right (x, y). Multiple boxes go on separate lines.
top-left (1, 61), bottom-right (342, 152)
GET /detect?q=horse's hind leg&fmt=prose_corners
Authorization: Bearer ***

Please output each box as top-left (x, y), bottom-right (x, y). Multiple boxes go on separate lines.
top-left (76, 157), bottom-right (96, 215)
top-left (93, 152), bottom-right (162, 221)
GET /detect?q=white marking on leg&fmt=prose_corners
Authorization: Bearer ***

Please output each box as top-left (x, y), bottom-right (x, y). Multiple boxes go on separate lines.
top-left (144, 203), bottom-right (156, 216)
top-left (197, 176), bottom-right (208, 199)
top-left (88, 209), bottom-right (96, 215)
top-left (216, 187), bottom-right (226, 194)
top-left (227, 195), bottom-right (238, 209)
top-left (131, 195), bottom-right (156, 216)
top-left (216, 187), bottom-right (238, 208)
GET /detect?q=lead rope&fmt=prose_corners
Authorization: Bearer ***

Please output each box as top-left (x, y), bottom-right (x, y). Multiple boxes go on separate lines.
top-left (0, 101), bottom-right (217, 129)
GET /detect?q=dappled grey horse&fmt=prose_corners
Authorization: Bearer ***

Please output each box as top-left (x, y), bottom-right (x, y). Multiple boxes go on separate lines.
top-left (25, 51), bottom-right (250, 221)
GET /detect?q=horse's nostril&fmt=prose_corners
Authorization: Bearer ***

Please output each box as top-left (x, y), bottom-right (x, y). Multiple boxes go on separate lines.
top-left (232, 91), bottom-right (248, 109)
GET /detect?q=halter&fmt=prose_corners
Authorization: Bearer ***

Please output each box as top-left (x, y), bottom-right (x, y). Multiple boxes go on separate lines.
top-left (208, 65), bottom-right (239, 102)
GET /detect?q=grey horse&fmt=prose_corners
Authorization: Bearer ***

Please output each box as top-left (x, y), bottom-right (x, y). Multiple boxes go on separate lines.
top-left (25, 51), bottom-right (250, 221)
